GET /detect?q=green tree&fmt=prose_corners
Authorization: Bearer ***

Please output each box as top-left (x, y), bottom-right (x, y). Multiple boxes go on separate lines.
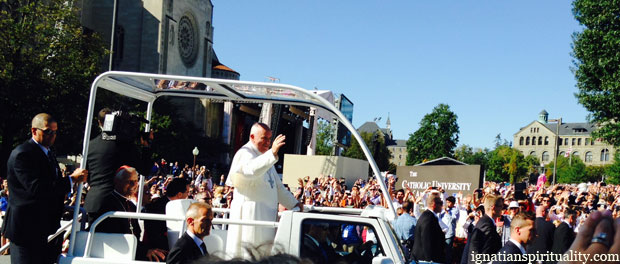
top-left (547, 155), bottom-right (587, 184)
top-left (0, 0), bottom-right (106, 176)
top-left (343, 131), bottom-right (391, 172)
top-left (406, 104), bottom-right (459, 165)
top-left (572, 0), bottom-right (620, 147)
top-left (315, 119), bottom-right (334, 155)
top-left (585, 165), bottom-right (608, 183)
top-left (606, 152), bottom-right (620, 184)
top-left (454, 145), bottom-right (490, 167)
top-left (486, 146), bottom-right (536, 183)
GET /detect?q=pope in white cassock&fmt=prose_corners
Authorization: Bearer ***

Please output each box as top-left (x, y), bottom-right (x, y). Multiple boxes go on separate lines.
top-left (225, 123), bottom-right (302, 258)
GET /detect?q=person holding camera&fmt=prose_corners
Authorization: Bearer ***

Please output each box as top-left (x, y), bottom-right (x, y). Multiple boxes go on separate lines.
top-left (85, 108), bottom-right (148, 224)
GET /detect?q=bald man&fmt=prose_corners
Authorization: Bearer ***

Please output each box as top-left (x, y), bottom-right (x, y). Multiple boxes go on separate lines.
top-left (5, 113), bottom-right (87, 264)
top-left (225, 123), bottom-right (302, 258)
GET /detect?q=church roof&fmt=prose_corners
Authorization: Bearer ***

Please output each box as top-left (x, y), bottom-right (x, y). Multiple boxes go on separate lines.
top-left (542, 122), bottom-right (597, 136)
top-left (358, 121), bottom-right (382, 134)
top-left (213, 64), bottom-right (239, 74)
top-left (387, 139), bottom-right (407, 147)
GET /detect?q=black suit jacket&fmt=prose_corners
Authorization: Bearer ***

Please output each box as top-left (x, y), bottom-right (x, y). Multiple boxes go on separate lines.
top-left (85, 134), bottom-right (144, 216)
top-left (527, 217), bottom-right (555, 255)
top-left (411, 210), bottom-right (445, 263)
top-left (467, 215), bottom-right (502, 263)
top-left (551, 222), bottom-right (575, 255)
top-left (167, 233), bottom-right (207, 264)
top-left (144, 196), bottom-right (171, 250)
top-left (492, 240), bottom-right (527, 264)
top-left (5, 139), bottom-right (70, 245)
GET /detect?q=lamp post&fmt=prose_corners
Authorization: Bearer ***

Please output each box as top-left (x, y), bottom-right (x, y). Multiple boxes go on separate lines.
top-left (192, 146), bottom-right (199, 170)
top-left (548, 118), bottom-right (562, 185)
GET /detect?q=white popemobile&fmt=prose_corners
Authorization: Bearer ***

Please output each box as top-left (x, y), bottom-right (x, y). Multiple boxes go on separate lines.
top-left (35, 71), bottom-right (406, 264)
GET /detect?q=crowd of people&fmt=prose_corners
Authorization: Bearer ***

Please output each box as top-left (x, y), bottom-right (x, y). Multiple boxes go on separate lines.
top-left (4, 113), bottom-right (620, 264)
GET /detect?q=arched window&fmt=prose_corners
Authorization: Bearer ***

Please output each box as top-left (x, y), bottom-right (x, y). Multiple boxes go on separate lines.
top-left (572, 138), bottom-right (576, 146)
top-left (578, 138), bottom-right (582, 145)
top-left (519, 137), bottom-right (524, 145)
top-left (544, 136), bottom-right (549, 145)
top-left (526, 137), bottom-right (530, 145)
top-left (601, 149), bottom-right (610, 162)
top-left (538, 137), bottom-right (543, 145)
top-left (573, 151), bottom-right (580, 159)
top-left (530, 151), bottom-right (536, 157)
top-left (585, 152), bottom-right (593, 162)
top-left (559, 151), bottom-right (565, 157)
top-left (564, 138), bottom-right (568, 145)
top-left (542, 151), bottom-right (549, 162)
top-left (532, 137), bottom-right (536, 145)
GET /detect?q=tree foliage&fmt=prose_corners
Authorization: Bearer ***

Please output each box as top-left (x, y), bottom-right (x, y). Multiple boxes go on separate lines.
top-left (454, 144), bottom-right (490, 168)
top-left (0, 0), bottom-right (106, 176)
top-left (406, 104), bottom-right (459, 165)
top-left (315, 119), bottom-right (334, 155)
top-left (606, 151), bottom-right (620, 184)
top-left (343, 131), bottom-right (391, 172)
top-left (546, 155), bottom-right (587, 184)
top-left (486, 146), bottom-right (539, 184)
top-left (585, 165), bottom-right (608, 183)
top-left (572, 0), bottom-right (620, 147)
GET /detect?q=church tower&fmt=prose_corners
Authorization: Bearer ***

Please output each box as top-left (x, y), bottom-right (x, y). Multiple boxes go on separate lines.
top-left (538, 110), bottom-right (549, 123)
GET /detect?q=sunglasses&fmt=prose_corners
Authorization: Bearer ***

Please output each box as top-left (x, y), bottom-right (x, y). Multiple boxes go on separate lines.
top-left (36, 128), bottom-right (57, 135)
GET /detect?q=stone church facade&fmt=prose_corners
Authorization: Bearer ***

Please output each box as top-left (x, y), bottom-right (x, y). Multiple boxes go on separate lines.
top-left (513, 110), bottom-right (615, 167)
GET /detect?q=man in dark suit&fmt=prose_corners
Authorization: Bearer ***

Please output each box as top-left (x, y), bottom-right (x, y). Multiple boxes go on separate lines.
top-left (411, 193), bottom-right (445, 263)
top-left (143, 178), bottom-right (189, 252)
top-left (492, 212), bottom-right (535, 264)
top-left (527, 205), bottom-right (555, 256)
top-left (95, 166), bottom-right (167, 261)
top-left (466, 194), bottom-right (503, 263)
top-left (85, 108), bottom-right (145, 224)
top-left (551, 208), bottom-right (576, 255)
top-left (5, 113), bottom-right (88, 264)
top-left (167, 202), bottom-right (213, 264)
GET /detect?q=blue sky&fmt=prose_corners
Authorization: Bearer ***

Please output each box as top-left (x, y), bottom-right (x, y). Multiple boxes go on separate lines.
top-left (212, 1), bottom-right (588, 149)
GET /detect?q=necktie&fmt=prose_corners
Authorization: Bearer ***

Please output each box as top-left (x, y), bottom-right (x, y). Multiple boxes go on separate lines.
top-left (48, 150), bottom-right (58, 178)
top-left (199, 242), bottom-right (207, 256)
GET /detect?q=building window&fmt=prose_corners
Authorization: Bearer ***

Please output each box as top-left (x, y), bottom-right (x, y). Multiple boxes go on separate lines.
top-left (585, 151), bottom-right (593, 162)
top-left (585, 138), bottom-right (591, 145)
top-left (573, 151), bottom-right (580, 159)
top-left (564, 138), bottom-right (568, 145)
top-left (560, 151), bottom-right (565, 157)
top-left (542, 151), bottom-right (549, 162)
top-left (538, 137), bottom-right (543, 145)
top-left (559, 137), bottom-right (563, 145)
top-left (601, 149), bottom-right (610, 162)
top-left (519, 137), bottom-right (524, 145)
top-left (532, 137), bottom-right (536, 145)
top-left (530, 151), bottom-right (536, 157)
top-left (526, 137), bottom-right (530, 145)
top-left (572, 138), bottom-right (576, 146)
top-left (544, 136), bottom-right (549, 145)
top-left (578, 138), bottom-right (582, 145)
